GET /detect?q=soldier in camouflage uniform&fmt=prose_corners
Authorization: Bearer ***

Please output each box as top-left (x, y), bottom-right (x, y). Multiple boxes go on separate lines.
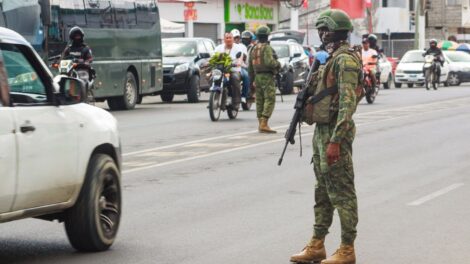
top-left (248, 26), bottom-right (281, 133)
top-left (290, 9), bottom-right (360, 264)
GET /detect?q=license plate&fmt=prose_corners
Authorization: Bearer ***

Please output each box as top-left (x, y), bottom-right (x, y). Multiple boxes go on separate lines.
top-left (409, 78), bottom-right (418, 82)
top-left (410, 74), bottom-right (417, 77)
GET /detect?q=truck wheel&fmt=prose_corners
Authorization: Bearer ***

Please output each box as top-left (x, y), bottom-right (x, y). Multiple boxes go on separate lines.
top-left (383, 74), bottom-right (392, 89)
top-left (282, 71), bottom-right (294, 95)
top-left (160, 92), bottom-right (174, 102)
top-left (187, 75), bottom-right (200, 103)
top-left (64, 154), bottom-right (121, 252)
top-left (107, 72), bottom-right (138, 110)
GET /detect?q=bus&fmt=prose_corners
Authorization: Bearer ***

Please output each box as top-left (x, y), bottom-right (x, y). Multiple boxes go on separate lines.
top-left (0, 0), bottom-right (163, 110)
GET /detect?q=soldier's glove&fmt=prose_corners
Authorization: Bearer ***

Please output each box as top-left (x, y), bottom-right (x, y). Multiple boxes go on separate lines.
top-left (326, 142), bottom-right (341, 166)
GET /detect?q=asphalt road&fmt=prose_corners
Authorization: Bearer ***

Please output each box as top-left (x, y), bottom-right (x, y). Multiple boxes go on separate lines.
top-left (1, 85), bottom-right (470, 264)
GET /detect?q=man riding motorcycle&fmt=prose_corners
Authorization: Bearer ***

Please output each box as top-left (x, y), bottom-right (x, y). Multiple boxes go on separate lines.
top-left (214, 32), bottom-right (246, 110)
top-left (423, 39), bottom-right (444, 78)
top-left (367, 34), bottom-right (382, 85)
top-left (62, 26), bottom-right (93, 70)
top-left (362, 38), bottom-right (378, 88)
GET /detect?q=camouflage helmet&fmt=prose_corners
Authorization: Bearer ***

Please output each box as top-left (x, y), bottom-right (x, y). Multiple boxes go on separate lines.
top-left (315, 9), bottom-right (353, 31)
top-left (255, 26), bottom-right (271, 37)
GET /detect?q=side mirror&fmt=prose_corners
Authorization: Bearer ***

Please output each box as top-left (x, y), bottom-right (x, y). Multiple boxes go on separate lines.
top-left (199, 52), bottom-right (211, 59)
top-left (57, 76), bottom-right (86, 105)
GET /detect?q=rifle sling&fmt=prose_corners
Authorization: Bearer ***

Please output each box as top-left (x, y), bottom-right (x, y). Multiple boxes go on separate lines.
top-left (307, 86), bottom-right (338, 105)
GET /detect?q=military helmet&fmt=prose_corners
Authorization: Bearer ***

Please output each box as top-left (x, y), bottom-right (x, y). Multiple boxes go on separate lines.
top-left (241, 30), bottom-right (253, 39)
top-left (315, 9), bottom-right (353, 31)
top-left (255, 26), bottom-right (271, 36)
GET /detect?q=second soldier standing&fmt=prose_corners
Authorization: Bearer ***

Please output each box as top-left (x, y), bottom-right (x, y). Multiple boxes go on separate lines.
top-left (248, 26), bottom-right (281, 133)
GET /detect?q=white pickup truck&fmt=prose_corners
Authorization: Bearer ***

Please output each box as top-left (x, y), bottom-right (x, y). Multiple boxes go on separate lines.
top-left (0, 27), bottom-right (122, 252)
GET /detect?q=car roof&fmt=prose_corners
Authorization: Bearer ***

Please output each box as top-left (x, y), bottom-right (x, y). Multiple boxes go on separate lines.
top-left (0, 27), bottom-right (32, 47)
top-left (270, 41), bottom-right (297, 46)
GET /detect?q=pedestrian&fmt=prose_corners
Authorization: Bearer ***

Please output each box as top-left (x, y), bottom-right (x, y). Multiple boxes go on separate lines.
top-left (248, 26), bottom-right (281, 133)
top-left (290, 9), bottom-right (361, 264)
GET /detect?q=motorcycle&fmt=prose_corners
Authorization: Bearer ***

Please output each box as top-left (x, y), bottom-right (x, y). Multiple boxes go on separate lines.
top-left (208, 64), bottom-right (239, 121)
top-left (52, 56), bottom-right (96, 104)
top-left (423, 54), bottom-right (439, 90)
top-left (363, 55), bottom-right (379, 104)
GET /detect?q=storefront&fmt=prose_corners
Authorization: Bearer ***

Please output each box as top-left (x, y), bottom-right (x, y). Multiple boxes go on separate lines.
top-left (224, 0), bottom-right (278, 34)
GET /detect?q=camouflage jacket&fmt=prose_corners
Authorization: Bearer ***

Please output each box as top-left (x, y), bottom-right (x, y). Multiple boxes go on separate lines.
top-left (248, 43), bottom-right (281, 81)
top-left (323, 43), bottom-right (361, 143)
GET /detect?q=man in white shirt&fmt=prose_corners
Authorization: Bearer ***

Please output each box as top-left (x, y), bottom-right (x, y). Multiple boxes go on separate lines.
top-left (362, 38), bottom-right (378, 88)
top-left (214, 32), bottom-right (247, 110)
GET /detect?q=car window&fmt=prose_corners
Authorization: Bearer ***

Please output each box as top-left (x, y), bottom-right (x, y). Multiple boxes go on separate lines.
top-left (1, 43), bottom-right (47, 105)
top-left (203, 40), bottom-right (215, 53)
top-left (198, 41), bottom-right (207, 53)
top-left (271, 44), bottom-right (290, 58)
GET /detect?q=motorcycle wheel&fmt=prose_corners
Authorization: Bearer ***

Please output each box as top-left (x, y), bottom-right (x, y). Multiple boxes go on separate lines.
top-left (209, 91), bottom-right (222, 122)
top-left (227, 105), bottom-right (238, 119)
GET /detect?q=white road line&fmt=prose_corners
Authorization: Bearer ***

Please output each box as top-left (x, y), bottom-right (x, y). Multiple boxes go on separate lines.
top-left (407, 183), bottom-right (464, 206)
top-left (123, 97), bottom-right (470, 157)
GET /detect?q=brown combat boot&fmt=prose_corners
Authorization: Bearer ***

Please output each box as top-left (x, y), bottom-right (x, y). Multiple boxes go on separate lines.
top-left (321, 244), bottom-right (355, 264)
top-left (290, 238), bottom-right (327, 263)
top-left (259, 118), bottom-right (277, 133)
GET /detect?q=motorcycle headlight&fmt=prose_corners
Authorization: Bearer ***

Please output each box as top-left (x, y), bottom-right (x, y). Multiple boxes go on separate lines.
top-left (174, 63), bottom-right (189, 74)
top-left (212, 69), bottom-right (222, 80)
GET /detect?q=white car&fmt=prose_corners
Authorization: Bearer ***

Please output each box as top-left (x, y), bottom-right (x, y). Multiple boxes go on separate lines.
top-left (394, 50), bottom-right (449, 88)
top-left (443, 50), bottom-right (470, 86)
top-left (0, 27), bottom-right (122, 251)
top-left (378, 54), bottom-right (393, 89)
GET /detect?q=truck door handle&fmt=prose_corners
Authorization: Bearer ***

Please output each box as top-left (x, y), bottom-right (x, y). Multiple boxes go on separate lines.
top-left (20, 125), bottom-right (35, 133)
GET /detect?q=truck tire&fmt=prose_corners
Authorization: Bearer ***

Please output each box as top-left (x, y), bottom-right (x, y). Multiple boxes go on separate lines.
top-left (160, 92), bottom-right (174, 102)
top-left (187, 75), bottom-right (200, 103)
top-left (282, 71), bottom-right (294, 95)
top-left (64, 154), bottom-right (121, 252)
top-left (107, 72), bottom-right (138, 110)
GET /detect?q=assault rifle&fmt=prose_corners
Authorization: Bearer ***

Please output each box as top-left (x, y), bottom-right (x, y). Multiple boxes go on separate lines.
top-left (278, 59), bottom-right (320, 166)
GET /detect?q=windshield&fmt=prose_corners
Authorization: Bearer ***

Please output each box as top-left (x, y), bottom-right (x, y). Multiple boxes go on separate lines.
top-left (0, 0), bottom-right (42, 44)
top-left (444, 51), bottom-right (470, 62)
top-left (401, 51), bottom-right (425, 63)
top-left (162, 41), bottom-right (197, 57)
top-left (271, 44), bottom-right (290, 58)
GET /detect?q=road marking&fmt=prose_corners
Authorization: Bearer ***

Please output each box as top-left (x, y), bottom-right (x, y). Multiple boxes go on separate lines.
top-left (123, 96), bottom-right (470, 157)
top-left (407, 183), bottom-right (464, 206)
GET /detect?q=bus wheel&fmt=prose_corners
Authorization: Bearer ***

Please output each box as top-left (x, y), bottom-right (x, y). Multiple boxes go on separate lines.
top-left (108, 72), bottom-right (138, 110)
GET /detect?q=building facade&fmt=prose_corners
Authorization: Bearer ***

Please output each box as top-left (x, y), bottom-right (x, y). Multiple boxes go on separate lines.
top-left (158, 0), bottom-right (279, 44)
top-left (425, 0), bottom-right (470, 41)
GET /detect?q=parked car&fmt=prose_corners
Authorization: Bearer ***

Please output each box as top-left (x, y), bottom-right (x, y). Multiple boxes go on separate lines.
top-left (378, 54), bottom-right (393, 89)
top-left (270, 40), bottom-right (309, 94)
top-left (394, 50), bottom-right (449, 88)
top-left (443, 50), bottom-right (470, 86)
top-left (0, 27), bottom-right (122, 252)
top-left (162, 38), bottom-right (215, 103)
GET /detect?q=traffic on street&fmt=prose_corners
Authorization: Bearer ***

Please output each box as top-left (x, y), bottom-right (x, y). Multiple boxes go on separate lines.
top-left (1, 0), bottom-right (470, 264)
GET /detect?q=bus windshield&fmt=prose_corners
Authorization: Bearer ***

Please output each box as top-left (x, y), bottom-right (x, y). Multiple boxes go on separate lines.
top-left (0, 0), bottom-right (43, 47)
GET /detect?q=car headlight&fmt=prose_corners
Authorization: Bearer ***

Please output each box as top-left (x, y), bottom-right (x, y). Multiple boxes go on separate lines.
top-left (212, 69), bottom-right (222, 81)
top-left (174, 63), bottom-right (189, 74)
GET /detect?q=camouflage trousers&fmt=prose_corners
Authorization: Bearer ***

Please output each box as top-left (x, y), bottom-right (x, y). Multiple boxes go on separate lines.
top-left (312, 122), bottom-right (358, 245)
top-left (254, 73), bottom-right (276, 119)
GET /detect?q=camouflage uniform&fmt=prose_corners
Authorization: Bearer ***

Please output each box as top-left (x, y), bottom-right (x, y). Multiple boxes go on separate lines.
top-left (312, 43), bottom-right (360, 246)
top-left (248, 43), bottom-right (281, 119)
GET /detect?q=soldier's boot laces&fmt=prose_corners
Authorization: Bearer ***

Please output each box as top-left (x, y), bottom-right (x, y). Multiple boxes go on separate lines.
top-left (290, 238), bottom-right (326, 263)
top-left (321, 244), bottom-right (355, 264)
top-left (259, 118), bottom-right (276, 133)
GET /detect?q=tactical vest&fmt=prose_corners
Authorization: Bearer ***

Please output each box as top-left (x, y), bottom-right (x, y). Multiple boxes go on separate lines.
top-left (251, 43), bottom-right (275, 74)
top-left (302, 45), bottom-right (363, 125)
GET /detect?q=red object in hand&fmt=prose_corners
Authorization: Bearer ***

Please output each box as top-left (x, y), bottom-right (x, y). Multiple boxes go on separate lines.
top-left (330, 0), bottom-right (365, 19)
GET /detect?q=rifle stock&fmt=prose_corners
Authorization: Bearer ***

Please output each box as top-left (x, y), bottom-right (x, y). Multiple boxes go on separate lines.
top-left (278, 60), bottom-right (320, 166)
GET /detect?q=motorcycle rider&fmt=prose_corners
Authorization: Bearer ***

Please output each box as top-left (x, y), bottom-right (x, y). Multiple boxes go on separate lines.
top-left (367, 34), bottom-right (382, 85)
top-left (423, 39), bottom-right (443, 79)
top-left (362, 38), bottom-right (378, 88)
top-left (62, 26), bottom-right (93, 67)
top-left (231, 29), bottom-right (241, 44)
top-left (241, 30), bottom-right (254, 103)
top-left (214, 32), bottom-right (246, 110)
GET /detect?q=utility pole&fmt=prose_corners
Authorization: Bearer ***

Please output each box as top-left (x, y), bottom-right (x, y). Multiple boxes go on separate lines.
top-left (414, 0), bottom-right (420, 49)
